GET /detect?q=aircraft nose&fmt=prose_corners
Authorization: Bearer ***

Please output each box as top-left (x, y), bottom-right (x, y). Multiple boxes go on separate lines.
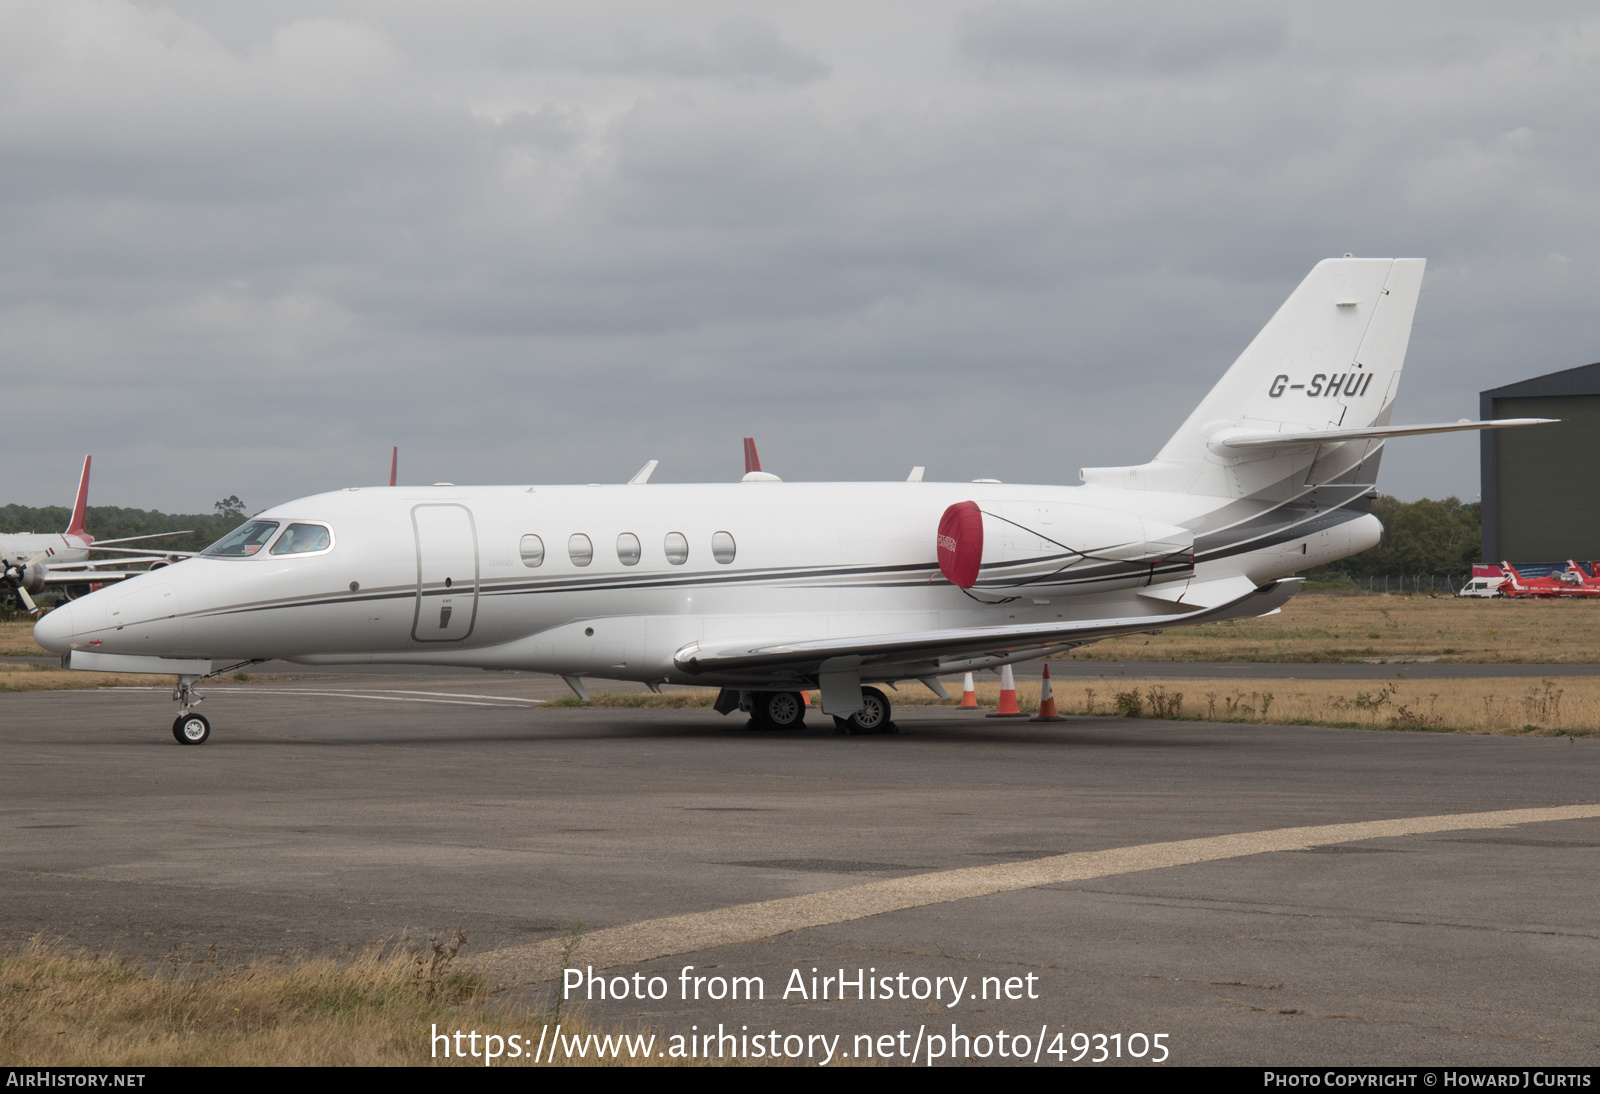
top-left (33, 605), bottom-right (73, 654)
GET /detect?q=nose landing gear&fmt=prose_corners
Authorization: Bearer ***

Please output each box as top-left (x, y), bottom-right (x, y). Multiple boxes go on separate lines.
top-left (165, 660), bottom-right (265, 745)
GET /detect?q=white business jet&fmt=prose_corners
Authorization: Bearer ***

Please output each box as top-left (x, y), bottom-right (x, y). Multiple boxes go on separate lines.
top-left (34, 258), bottom-right (1548, 745)
top-left (2, 456), bottom-right (192, 615)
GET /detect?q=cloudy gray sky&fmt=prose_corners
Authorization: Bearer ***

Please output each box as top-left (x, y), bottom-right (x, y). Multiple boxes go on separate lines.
top-left (4, 0), bottom-right (1597, 513)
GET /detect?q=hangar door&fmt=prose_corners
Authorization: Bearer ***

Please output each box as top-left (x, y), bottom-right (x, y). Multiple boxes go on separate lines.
top-left (412, 504), bottom-right (479, 642)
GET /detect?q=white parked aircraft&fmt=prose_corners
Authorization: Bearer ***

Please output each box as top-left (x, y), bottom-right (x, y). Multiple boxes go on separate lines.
top-left (2, 456), bottom-right (191, 615)
top-left (34, 258), bottom-right (1549, 744)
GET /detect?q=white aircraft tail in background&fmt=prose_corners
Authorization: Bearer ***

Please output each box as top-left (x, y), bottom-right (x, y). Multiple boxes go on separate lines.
top-left (35, 258), bottom-right (1552, 744)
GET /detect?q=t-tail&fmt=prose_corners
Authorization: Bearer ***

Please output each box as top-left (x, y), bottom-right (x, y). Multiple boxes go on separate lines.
top-left (1079, 257), bottom-right (1551, 581)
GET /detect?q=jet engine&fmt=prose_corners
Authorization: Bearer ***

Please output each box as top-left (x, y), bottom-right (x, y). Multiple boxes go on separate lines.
top-left (937, 499), bottom-right (1194, 595)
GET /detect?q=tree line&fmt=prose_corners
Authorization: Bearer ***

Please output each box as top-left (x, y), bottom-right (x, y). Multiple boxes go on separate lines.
top-left (0, 497), bottom-right (249, 555)
top-left (1308, 495), bottom-right (1483, 579)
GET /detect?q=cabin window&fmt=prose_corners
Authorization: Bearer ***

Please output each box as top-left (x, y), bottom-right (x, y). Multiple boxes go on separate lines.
top-left (269, 523), bottom-right (333, 555)
top-left (568, 533), bottom-right (593, 567)
top-left (519, 534), bottom-right (545, 567)
top-left (711, 531), bottom-right (737, 565)
top-left (201, 520), bottom-right (279, 558)
top-left (664, 532), bottom-right (689, 565)
top-left (616, 532), bottom-right (641, 566)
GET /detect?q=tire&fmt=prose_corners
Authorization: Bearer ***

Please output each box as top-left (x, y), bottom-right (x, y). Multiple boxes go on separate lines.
top-left (845, 687), bottom-right (892, 734)
top-left (172, 713), bottom-right (210, 745)
top-left (754, 690), bottom-right (805, 731)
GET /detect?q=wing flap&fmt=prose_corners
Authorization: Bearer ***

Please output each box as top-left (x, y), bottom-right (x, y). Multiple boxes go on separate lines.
top-left (676, 578), bottom-right (1302, 677)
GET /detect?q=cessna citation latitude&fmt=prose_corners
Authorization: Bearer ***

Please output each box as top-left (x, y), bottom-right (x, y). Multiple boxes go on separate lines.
top-left (34, 257), bottom-right (1549, 745)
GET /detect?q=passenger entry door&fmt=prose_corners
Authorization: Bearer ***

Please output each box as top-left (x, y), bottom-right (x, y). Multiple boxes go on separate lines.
top-left (412, 504), bottom-right (478, 642)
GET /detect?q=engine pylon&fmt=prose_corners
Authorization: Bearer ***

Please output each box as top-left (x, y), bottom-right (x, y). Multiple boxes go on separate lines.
top-left (959, 672), bottom-right (978, 708)
top-left (1031, 662), bottom-right (1064, 722)
top-left (987, 664), bottom-right (1027, 718)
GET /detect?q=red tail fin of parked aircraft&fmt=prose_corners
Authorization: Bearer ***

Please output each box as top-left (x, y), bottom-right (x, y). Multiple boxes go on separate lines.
top-left (66, 455), bottom-right (92, 543)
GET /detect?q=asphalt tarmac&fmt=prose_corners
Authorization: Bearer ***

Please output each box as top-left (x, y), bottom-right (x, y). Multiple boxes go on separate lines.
top-left (4, 673), bottom-right (1598, 1066)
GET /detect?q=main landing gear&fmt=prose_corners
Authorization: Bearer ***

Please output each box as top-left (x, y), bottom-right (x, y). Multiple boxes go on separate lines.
top-left (749, 690), bottom-right (807, 731)
top-left (715, 685), bottom-right (898, 736)
top-left (832, 686), bottom-right (897, 736)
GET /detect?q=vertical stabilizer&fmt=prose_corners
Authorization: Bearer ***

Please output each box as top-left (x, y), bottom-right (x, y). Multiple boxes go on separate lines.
top-left (1081, 257), bottom-right (1425, 499)
top-left (65, 455), bottom-right (92, 542)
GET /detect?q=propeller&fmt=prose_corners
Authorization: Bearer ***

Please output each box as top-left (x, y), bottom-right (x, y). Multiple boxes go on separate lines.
top-left (1, 551), bottom-right (50, 617)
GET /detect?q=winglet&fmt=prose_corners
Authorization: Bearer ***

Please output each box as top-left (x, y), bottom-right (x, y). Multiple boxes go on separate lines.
top-left (390, 447), bottom-right (398, 487)
top-left (628, 460), bottom-right (659, 485)
top-left (743, 437), bottom-right (761, 475)
top-left (65, 456), bottom-right (91, 542)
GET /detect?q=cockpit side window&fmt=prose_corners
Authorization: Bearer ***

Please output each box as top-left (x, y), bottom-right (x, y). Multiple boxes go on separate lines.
top-left (269, 523), bottom-right (334, 555)
top-left (201, 520), bottom-right (280, 557)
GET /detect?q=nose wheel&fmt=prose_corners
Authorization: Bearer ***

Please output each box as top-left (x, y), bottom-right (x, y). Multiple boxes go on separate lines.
top-left (172, 713), bottom-right (211, 745)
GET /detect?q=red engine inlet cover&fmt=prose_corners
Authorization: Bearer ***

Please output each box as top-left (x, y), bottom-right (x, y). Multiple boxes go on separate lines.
top-left (936, 501), bottom-right (983, 589)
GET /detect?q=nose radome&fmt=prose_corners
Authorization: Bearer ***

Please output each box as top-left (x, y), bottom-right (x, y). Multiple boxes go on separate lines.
top-left (33, 606), bottom-right (73, 654)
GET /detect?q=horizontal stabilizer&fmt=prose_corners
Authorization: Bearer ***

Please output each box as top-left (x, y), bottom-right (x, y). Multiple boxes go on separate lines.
top-left (1211, 418), bottom-right (1553, 452)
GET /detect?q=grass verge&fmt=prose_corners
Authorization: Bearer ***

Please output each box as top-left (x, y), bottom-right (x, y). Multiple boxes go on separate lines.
top-left (0, 939), bottom-right (680, 1067)
top-left (940, 678), bottom-right (1599, 736)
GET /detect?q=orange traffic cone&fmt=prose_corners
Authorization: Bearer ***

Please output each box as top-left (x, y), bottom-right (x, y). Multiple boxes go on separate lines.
top-left (988, 664), bottom-right (1027, 718)
top-left (959, 672), bottom-right (978, 708)
top-left (801, 690), bottom-right (812, 706)
top-left (1031, 662), bottom-right (1063, 721)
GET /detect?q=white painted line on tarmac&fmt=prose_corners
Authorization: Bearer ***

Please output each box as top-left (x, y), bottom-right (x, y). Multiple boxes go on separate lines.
top-left (102, 685), bottom-right (544, 705)
top-left (469, 803), bottom-right (1600, 987)
top-left (208, 688), bottom-right (532, 708)
top-left (357, 689), bottom-right (545, 704)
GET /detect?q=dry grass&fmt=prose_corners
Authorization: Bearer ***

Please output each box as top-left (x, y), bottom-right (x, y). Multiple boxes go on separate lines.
top-left (0, 620), bottom-right (44, 657)
top-left (1064, 593), bottom-right (1600, 663)
top-left (0, 939), bottom-right (682, 1067)
top-left (545, 689), bottom-right (719, 709)
top-left (0, 661), bottom-right (169, 692)
top-left (932, 677), bottom-right (1600, 737)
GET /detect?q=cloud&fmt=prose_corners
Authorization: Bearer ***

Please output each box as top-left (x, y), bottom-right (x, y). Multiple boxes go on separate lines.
top-left (1, 0), bottom-right (1598, 510)
top-left (958, 0), bottom-right (1289, 74)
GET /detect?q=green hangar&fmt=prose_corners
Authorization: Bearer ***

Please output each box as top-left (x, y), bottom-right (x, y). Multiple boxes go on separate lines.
top-left (1480, 361), bottom-right (1600, 564)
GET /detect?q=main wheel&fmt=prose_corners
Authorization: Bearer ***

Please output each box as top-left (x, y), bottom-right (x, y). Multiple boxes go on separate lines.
top-left (753, 690), bottom-right (806, 731)
top-left (172, 713), bottom-right (211, 745)
top-left (845, 687), bottom-right (892, 734)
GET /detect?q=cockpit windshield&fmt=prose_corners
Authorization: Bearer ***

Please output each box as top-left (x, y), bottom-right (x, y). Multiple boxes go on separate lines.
top-left (270, 523), bottom-right (333, 555)
top-left (201, 520), bottom-right (280, 557)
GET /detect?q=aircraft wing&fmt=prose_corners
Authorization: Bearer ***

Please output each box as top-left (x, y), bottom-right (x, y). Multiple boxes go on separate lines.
top-left (676, 577), bottom-right (1301, 678)
top-left (38, 570), bottom-right (149, 585)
